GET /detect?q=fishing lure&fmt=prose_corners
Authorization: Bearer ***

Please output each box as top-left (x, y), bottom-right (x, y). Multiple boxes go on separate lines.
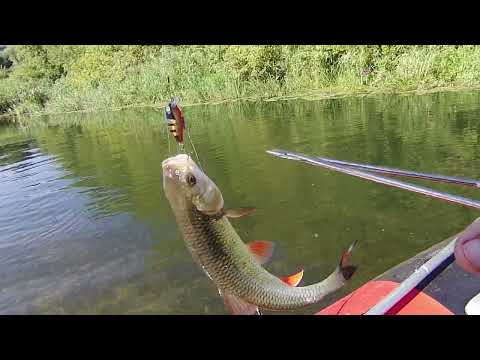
top-left (164, 97), bottom-right (203, 170)
top-left (165, 97), bottom-right (185, 144)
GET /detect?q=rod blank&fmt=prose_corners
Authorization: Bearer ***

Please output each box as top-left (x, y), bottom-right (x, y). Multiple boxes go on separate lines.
top-left (364, 239), bottom-right (456, 315)
top-left (310, 156), bottom-right (480, 188)
top-left (266, 149), bottom-right (480, 211)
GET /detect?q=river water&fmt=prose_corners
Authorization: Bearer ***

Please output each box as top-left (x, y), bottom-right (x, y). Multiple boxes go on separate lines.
top-left (1, 91), bottom-right (480, 314)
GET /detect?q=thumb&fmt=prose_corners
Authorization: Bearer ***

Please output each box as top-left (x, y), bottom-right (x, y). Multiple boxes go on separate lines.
top-left (454, 218), bottom-right (480, 274)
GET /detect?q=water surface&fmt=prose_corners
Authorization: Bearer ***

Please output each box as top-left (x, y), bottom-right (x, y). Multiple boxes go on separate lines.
top-left (1, 91), bottom-right (480, 314)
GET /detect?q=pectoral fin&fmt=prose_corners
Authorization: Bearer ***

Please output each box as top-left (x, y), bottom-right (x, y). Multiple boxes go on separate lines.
top-left (222, 290), bottom-right (260, 315)
top-left (223, 207), bottom-right (256, 218)
top-left (247, 240), bottom-right (275, 265)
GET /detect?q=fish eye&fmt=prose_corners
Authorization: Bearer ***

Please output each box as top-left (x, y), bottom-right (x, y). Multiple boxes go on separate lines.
top-left (186, 174), bottom-right (197, 187)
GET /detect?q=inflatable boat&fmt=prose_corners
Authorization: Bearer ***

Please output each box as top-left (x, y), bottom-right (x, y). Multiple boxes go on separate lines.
top-left (316, 235), bottom-right (480, 315)
top-left (267, 149), bottom-right (480, 315)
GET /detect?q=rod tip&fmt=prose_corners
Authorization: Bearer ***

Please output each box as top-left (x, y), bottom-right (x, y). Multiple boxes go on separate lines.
top-left (266, 149), bottom-right (299, 161)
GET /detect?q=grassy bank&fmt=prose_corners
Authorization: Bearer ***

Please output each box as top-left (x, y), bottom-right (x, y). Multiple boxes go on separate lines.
top-left (2, 45), bottom-right (480, 120)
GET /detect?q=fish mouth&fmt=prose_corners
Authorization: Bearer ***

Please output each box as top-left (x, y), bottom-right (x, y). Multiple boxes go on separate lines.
top-left (162, 154), bottom-right (192, 180)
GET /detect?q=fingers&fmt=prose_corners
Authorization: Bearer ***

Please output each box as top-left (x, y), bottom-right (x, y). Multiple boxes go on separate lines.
top-left (454, 218), bottom-right (480, 274)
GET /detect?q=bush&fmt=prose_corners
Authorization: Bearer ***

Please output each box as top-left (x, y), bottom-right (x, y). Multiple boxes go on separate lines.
top-left (224, 45), bottom-right (287, 82)
top-left (2, 45), bottom-right (480, 116)
top-left (0, 77), bottom-right (50, 114)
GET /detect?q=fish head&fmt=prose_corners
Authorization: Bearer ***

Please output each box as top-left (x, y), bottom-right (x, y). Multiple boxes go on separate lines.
top-left (162, 154), bottom-right (224, 215)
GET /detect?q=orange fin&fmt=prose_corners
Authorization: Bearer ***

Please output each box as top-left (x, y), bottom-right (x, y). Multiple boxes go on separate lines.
top-left (222, 290), bottom-right (260, 315)
top-left (224, 207), bottom-right (256, 218)
top-left (247, 240), bottom-right (274, 265)
top-left (280, 270), bottom-right (304, 287)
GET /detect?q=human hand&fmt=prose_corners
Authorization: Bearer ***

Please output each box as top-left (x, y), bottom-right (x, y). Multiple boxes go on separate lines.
top-left (454, 218), bottom-right (480, 274)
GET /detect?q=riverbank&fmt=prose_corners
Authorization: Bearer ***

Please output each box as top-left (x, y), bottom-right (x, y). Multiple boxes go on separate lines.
top-left (3, 84), bottom-right (480, 126)
top-left (2, 46), bottom-right (480, 123)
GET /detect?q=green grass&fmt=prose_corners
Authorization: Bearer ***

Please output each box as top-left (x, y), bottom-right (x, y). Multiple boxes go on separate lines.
top-left (2, 45), bottom-right (480, 121)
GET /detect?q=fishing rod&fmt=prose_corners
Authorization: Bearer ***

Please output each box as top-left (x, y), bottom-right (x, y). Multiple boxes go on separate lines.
top-left (307, 155), bottom-right (480, 188)
top-left (366, 215), bottom-right (480, 315)
top-left (365, 238), bottom-right (456, 315)
top-left (266, 149), bottom-right (480, 211)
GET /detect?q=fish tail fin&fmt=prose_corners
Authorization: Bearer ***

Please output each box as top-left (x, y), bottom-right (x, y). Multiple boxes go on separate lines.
top-left (339, 240), bottom-right (358, 281)
top-left (305, 240), bottom-right (359, 305)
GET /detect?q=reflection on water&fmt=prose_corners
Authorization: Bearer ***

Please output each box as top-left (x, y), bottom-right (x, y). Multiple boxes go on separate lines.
top-left (1, 91), bottom-right (480, 314)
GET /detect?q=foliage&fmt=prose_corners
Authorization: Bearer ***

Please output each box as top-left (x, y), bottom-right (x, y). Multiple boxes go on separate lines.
top-left (2, 45), bottom-right (480, 117)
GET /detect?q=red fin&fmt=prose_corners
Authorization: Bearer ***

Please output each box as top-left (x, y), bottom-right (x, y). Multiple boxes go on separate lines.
top-left (280, 270), bottom-right (304, 287)
top-left (222, 290), bottom-right (260, 315)
top-left (247, 241), bottom-right (274, 265)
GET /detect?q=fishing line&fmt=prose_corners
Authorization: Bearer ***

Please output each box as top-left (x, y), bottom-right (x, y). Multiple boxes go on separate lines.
top-left (186, 125), bottom-right (204, 171)
top-left (157, 106), bottom-right (171, 157)
top-left (178, 142), bottom-right (185, 153)
top-left (163, 93), bottom-right (204, 171)
top-left (166, 120), bottom-right (172, 156)
top-left (334, 289), bottom-right (357, 315)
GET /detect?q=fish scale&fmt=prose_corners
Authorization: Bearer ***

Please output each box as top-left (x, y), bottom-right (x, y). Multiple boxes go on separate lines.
top-left (170, 195), bottom-right (354, 310)
top-left (163, 154), bottom-right (356, 312)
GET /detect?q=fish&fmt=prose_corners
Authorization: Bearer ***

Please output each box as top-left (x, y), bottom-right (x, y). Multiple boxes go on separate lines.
top-left (162, 153), bottom-right (357, 314)
top-left (165, 98), bottom-right (185, 144)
